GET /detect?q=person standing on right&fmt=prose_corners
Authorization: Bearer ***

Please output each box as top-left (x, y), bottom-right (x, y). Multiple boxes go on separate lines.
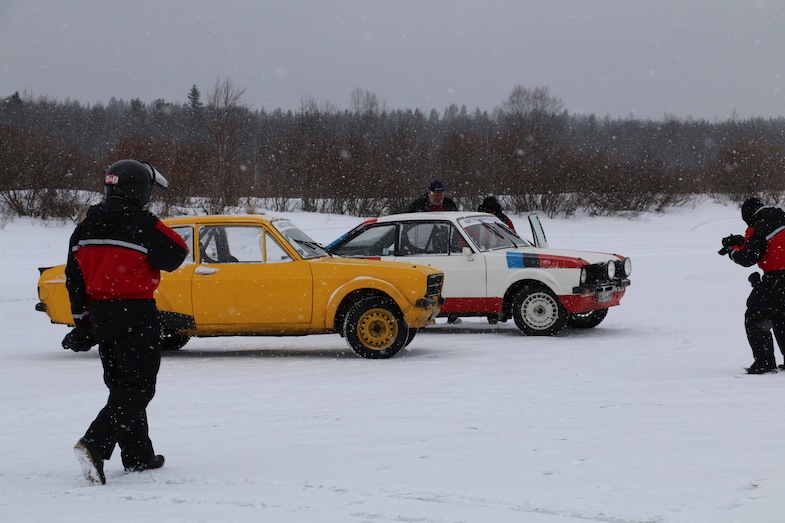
top-left (721, 196), bottom-right (785, 374)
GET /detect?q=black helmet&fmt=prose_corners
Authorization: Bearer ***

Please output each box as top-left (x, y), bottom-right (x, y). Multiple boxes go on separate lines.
top-left (478, 196), bottom-right (502, 214)
top-left (104, 159), bottom-right (169, 207)
top-left (741, 196), bottom-right (765, 225)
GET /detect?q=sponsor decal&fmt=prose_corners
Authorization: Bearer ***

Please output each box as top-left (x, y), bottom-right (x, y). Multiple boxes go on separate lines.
top-left (506, 252), bottom-right (585, 269)
top-left (506, 252), bottom-right (540, 268)
top-left (273, 219), bottom-right (296, 231)
top-left (105, 174), bottom-right (120, 185)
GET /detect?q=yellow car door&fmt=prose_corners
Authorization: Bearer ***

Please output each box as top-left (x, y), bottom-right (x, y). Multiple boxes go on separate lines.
top-left (154, 224), bottom-right (197, 317)
top-left (191, 225), bottom-right (313, 327)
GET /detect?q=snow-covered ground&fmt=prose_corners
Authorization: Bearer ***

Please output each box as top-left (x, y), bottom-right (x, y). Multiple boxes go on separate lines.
top-left (3, 199), bottom-right (784, 523)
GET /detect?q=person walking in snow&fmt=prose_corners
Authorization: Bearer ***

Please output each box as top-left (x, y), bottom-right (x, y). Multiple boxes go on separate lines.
top-left (64, 159), bottom-right (188, 484)
top-left (721, 196), bottom-right (785, 374)
top-left (408, 179), bottom-right (458, 213)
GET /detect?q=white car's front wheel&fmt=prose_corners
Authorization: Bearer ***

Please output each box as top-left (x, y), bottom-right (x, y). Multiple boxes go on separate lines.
top-left (512, 285), bottom-right (568, 336)
top-left (567, 308), bottom-right (609, 329)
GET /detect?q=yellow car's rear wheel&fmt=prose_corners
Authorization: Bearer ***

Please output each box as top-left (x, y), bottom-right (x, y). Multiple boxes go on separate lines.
top-left (344, 296), bottom-right (409, 359)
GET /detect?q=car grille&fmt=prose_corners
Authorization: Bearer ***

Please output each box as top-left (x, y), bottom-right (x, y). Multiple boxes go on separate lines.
top-left (426, 273), bottom-right (444, 297)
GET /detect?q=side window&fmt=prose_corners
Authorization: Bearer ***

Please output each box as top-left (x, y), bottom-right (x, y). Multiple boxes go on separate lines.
top-left (400, 222), bottom-right (452, 255)
top-left (332, 224), bottom-right (397, 257)
top-left (449, 227), bottom-right (468, 254)
top-left (224, 226), bottom-right (262, 262)
top-left (171, 226), bottom-right (194, 265)
top-left (199, 226), bottom-right (262, 263)
top-left (264, 231), bottom-right (292, 263)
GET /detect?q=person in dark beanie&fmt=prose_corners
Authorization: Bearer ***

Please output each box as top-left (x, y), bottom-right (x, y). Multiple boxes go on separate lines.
top-left (408, 179), bottom-right (458, 212)
top-left (65, 160), bottom-right (188, 483)
top-left (478, 195), bottom-right (515, 231)
top-left (721, 196), bottom-right (785, 374)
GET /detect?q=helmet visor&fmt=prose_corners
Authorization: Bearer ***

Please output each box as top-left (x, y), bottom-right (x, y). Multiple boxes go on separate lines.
top-left (143, 162), bottom-right (169, 190)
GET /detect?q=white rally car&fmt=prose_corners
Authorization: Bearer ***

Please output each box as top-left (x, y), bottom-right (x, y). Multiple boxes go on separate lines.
top-left (326, 212), bottom-right (631, 336)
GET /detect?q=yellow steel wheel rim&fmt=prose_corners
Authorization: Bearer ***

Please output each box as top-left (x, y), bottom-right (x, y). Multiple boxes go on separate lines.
top-left (357, 307), bottom-right (398, 350)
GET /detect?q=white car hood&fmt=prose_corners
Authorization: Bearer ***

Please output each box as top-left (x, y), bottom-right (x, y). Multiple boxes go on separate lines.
top-left (491, 247), bottom-right (621, 265)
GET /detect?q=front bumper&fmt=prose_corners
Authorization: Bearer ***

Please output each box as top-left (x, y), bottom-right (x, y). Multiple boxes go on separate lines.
top-left (563, 279), bottom-right (631, 313)
top-left (572, 278), bottom-right (631, 297)
top-left (406, 295), bottom-right (443, 327)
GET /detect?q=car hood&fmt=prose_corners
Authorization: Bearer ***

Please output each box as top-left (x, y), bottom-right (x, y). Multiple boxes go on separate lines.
top-left (489, 247), bottom-right (622, 266)
top-left (311, 255), bottom-right (441, 275)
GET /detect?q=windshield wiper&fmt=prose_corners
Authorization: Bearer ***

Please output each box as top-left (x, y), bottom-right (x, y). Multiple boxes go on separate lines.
top-left (292, 238), bottom-right (330, 256)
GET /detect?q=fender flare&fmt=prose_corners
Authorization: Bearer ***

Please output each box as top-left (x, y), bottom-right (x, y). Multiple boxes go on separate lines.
top-left (324, 276), bottom-right (411, 329)
top-left (501, 270), bottom-right (564, 312)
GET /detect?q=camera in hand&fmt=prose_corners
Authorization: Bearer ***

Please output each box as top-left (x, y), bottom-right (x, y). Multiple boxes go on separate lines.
top-left (718, 234), bottom-right (743, 255)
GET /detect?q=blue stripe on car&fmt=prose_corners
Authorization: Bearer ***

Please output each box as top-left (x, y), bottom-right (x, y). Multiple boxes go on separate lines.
top-left (506, 252), bottom-right (539, 268)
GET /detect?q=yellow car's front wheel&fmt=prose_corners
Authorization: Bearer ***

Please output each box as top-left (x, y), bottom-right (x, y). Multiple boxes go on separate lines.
top-left (343, 296), bottom-right (409, 359)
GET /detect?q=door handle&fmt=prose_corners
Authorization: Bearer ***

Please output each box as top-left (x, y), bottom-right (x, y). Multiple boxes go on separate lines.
top-left (195, 266), bottom-right (218, 275)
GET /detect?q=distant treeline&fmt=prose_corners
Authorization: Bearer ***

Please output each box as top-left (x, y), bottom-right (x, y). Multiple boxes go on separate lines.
top-left (2, 80), bottom-right (785, 221)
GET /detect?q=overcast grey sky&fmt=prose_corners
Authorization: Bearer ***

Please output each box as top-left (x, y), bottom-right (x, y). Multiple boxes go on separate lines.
top-left (1, 0), bottom-right (783, 120)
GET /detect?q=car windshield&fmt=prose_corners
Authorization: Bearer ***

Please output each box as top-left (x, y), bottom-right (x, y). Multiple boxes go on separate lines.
top-left (459, 216), bottom-right (532, 251)
top-left (271, 219), bottom-right (330, 259)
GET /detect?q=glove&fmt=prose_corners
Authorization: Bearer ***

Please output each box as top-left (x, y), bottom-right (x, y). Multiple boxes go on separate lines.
top-left (722, 234), bottom-right (744, 249)
top-left (62, 326), bottom-right (96, 352)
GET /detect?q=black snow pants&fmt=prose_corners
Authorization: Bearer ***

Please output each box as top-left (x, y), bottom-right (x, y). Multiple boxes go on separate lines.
top-left (82, 299), bottom-right (161, 470)
top-left (745, 271), bottom-right (785, 367)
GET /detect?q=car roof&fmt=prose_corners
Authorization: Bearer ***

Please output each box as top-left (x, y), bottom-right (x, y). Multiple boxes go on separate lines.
top-left (163, 214), bottom-right (284, 227)
top-left (372, 211), bottom-right (494, 223)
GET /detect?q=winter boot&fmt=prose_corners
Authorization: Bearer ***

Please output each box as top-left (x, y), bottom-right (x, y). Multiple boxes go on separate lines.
top-left (74, 439), bottom-right (105, 485)
top-left (125, 454), bottom-right (165, 472)
top-left (746, 361), bottom-right (777, 374)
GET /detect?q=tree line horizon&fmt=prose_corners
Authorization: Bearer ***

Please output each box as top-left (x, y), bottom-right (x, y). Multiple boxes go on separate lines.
top-left (2, 79), bottom-right (785, 222)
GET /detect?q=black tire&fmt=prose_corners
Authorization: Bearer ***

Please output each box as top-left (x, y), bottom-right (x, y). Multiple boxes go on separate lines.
top-left (160, 328), bottom-right (190, 351)
top-left (404, 327), bottom-right (417, 347)
top-left (343, 296), bottom-right (409, 359)
top-left (567, 308), bottom-right (609, 329)
top-left (512, 285), bottom-right (568, 336)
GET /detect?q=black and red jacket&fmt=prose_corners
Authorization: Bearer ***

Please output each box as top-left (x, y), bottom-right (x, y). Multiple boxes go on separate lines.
top-left (408, 193), bottom-right (458, 213)
top-left (730, 206), bottom-right (785, 273)
top-left (65, 198), bottom-right (189, 327)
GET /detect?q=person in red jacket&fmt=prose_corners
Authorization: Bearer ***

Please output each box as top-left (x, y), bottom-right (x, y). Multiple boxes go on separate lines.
top-left (64, 160), bottom-right (188, 484)
top-left (722, 196), bottom-right (785, 374)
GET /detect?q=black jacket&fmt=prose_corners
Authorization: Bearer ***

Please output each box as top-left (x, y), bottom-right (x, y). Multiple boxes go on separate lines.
top-left (65, 198), bottom-right (189, 327)
top-left (408, 193), bottom-right (458, 213)
top-left (730, 206), bottom-right (785, 272)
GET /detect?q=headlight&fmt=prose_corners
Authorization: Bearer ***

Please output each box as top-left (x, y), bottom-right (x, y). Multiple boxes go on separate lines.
top-left (579, 266), bottom-right (588, 284)
top-left (622, 257), bottom-right (632, 277)
top-left (606, 260), bottom-right (616, 279)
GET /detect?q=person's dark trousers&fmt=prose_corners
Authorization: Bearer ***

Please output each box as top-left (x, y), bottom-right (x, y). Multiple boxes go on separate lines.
top-left (81, 299), bottom-right (161, 470)
top-left (745, 271), bottom-right (785, 367)
top-left (773, 320), bottom-right (785, 360)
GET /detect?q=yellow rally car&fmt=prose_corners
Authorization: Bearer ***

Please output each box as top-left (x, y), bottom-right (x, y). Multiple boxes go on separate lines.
top-left (36, 214), bottom-right (444, 359)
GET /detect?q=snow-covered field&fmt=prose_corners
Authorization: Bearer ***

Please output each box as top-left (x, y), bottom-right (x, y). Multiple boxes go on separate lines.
top-left (3, 199), bottom-right (785, 523)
